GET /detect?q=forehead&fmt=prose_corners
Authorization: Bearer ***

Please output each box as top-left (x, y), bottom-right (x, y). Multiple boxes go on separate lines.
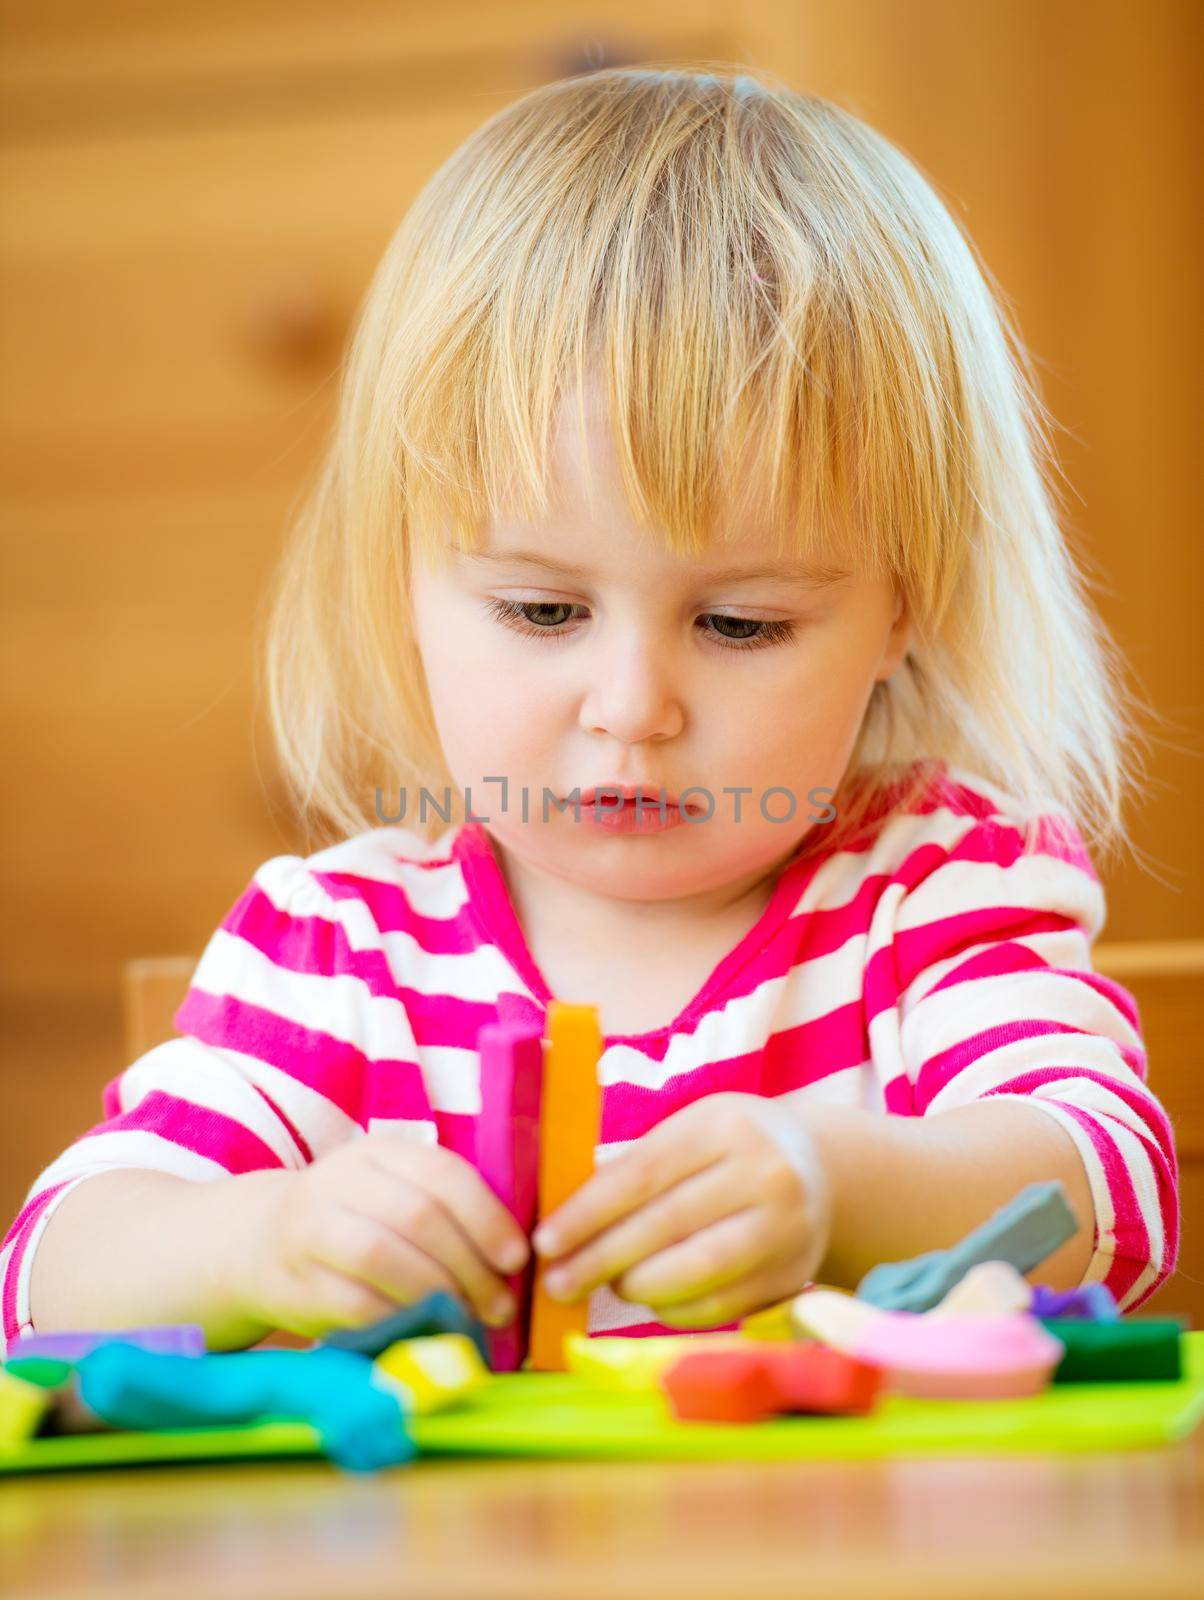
top-left (451, 381), bottom-right (854, 587)
top-left (454, 537), bottom-right (850, 592)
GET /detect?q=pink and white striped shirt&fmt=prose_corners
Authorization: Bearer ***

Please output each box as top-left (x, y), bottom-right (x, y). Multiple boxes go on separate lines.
top-left (1, 763), bottom-right (1179, 1352)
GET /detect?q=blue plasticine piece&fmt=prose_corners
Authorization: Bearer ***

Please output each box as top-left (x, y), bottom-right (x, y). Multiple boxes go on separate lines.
top-left (855, 1181), bottom-right (1080, 1313)
top-left (75, 1343), bottom-right (415, 1473)
top-left (321, 1291), bottom-right (491, 1366)
top-left (1029, 1282), bottom-right (1119, 1321)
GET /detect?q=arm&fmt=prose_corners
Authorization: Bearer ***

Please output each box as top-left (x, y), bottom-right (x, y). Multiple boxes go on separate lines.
top-left (841, 807), bottom-right (1179, 1311)
top-left (524, 805), bottom-right (1176, 1327)
top-left (528, 1085), bottom-right (1104, 1326)
top-left (803, 1097), bottom-right (1096, 1292)
top-left (25, 1147), bottom-right (528, 1352)
top-left (1, 849), bottom-right (414, 1353)
top-left (26, 1167), bottom-right (290, 1350)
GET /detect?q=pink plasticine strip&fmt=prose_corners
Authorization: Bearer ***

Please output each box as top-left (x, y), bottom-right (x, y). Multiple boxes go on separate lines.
top-left (475, 1020), bottom-right (544, 1371)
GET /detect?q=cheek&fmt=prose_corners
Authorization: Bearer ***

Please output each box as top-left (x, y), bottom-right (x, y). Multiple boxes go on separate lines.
top-left (414, 590), bottom-right (500, 706)
top-left (716, 649), bottom-right (874, 763)
top-left (419, 614), bottom-right (557, 761)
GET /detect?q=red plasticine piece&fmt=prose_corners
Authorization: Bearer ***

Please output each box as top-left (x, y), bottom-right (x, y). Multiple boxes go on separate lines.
top-left (759, 1342), bottom-right (883, 1415)
top-left (662, 1344), bottom-right (885, 1423)
top-left (474, 1021), bottom-right (544, 1372)
top-left (662, 1351), bottom-right (781, 1423)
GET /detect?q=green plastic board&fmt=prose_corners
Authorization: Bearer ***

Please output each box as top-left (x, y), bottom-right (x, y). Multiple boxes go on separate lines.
top-left (3, 1330), bottom-right (1203, 1475)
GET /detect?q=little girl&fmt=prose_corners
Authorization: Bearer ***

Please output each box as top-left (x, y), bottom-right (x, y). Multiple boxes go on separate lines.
top-left (2, 66), bottom-right (1179, 1356)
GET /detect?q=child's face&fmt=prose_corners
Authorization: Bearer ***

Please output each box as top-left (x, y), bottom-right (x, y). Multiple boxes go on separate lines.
top-left (408, 385), bottom-right (911, 907)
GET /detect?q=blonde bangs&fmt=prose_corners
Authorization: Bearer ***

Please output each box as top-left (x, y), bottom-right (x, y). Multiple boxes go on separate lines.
top-left (262, 63), bottom-right (1152, 864)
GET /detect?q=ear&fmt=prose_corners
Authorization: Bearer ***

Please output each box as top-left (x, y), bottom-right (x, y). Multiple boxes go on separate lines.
top-left (875, 590), bottom-right (913, 683)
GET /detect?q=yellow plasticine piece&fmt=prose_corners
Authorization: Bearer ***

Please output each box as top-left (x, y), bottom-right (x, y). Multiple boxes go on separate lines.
top-left (790, 1288), bottom-right (879, 1352)
top-left (0, 1367), bottom-right (52, 1447)
top-left (928, 1260), bottom-right (1034, 1319)
top-left (740, 1301), bottom-right (799, 1341)
top-left (565, 1333), bottom-right (750, 1391)
top-left (373, 1334), bottom-right (489, 1414)
top-left (529, 1002), bottom-right (604, 1372)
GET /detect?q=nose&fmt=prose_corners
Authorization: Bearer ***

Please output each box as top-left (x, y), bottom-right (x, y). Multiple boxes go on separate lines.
top-left (577, 628), bottom-right (685, 745)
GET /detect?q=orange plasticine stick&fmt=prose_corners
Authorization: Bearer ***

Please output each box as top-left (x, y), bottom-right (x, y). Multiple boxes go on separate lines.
top-left (528, 1001), bottom-right (604, 1371)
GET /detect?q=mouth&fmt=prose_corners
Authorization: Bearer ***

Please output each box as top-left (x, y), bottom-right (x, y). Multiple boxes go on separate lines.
top-left (575, 785), bottom-right (703, 816)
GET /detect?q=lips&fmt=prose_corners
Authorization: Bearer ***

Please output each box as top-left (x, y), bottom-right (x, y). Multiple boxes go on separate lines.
top-left (579, 784), bottom-right (680, 807)
top-left (573, 784), bottom-right (710, 817)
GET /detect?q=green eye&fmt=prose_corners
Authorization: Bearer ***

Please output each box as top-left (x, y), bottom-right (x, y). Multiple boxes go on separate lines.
top-left (485, 598), bottom-right (582, 638)
top-left (485, 598), bottom-right (797, 652)
top-left (702, 615), bottom-right (796, 649)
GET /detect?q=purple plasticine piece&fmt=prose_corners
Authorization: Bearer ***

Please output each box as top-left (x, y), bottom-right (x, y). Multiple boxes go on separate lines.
top-left (475, 1019), bottom-right (544, 1371)
top-left (1029, 1282), bottom-right (1119, 1321)
top-left (9, 1324), bottom-right (207, 1363)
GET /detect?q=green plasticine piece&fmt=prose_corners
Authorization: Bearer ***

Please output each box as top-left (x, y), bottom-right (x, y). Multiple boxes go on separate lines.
top-left (4, 1357), bottom-right (107, 1436)
top-left (855, 1180), bottom-right (1079, 1313)
top-left (1040, 1317), bottom-right (1185, 1383)
top-left (3, 1356), bottom-right (75, 1389)
top-left (76, 1343), bottom-right (416, 1473)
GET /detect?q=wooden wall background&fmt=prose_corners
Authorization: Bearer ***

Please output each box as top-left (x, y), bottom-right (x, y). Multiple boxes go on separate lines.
top-left (2, 2), bottom-right (1200, 1311)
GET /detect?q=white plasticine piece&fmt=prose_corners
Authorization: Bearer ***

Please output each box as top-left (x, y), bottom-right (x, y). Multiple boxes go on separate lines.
top-left (789, 1289), bottom-right (879, 1352)
top-left (928, 1260), bottom-right (1033, 1319)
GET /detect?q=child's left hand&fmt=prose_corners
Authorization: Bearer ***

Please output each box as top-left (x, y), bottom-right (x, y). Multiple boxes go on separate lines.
top-left (531, 1093), bottom-right (833, 1328)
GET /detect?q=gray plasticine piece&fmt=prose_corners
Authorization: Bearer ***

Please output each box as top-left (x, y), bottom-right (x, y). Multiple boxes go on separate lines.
top-left (321, 1290), bottom-right (491, 1366)
top-left (854, 1179), bottom-right (1080, 1313)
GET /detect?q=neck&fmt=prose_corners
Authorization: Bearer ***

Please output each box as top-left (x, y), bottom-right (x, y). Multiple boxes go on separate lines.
top-left (486, 832), bottom-right (804, 946)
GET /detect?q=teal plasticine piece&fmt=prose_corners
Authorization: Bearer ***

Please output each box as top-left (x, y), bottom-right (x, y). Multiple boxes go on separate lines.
top-left (75, 1343), bottom-right (416, 1473)
top-left (855, 1181), bottom-right (1079, 1313)
top-left (1039, 1317), bottom-right (1186, 1383)
top-left (322, 1291), bottom-right (491, 1367)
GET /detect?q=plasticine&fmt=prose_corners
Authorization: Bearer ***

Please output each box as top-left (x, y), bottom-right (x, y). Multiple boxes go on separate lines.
top-left (855, 1181), bottom-right (1079, 1313)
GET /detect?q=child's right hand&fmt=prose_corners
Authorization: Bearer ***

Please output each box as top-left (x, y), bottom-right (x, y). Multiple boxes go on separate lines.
top-left (233, 1138), bottom-right (530, 1340)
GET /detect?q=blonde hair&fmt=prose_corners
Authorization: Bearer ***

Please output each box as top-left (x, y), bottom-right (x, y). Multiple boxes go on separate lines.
top-left (261, 62), bottom-right (1155, 867)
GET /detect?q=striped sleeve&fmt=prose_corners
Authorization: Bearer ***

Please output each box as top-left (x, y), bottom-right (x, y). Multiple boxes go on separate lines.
top-left (0, 852), bottom-right (386, 1351)
top-left (889, 811), bottom-right (1180, 1313)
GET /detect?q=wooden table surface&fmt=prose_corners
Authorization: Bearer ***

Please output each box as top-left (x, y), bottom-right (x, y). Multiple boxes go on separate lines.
top-left (2, 1430), bottom-right (1203, 1600)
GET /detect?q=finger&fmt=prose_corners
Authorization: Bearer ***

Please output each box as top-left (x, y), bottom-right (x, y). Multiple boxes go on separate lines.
top-left (533, 1112), bottom-right (724, 1260)
top-left (368, 1138), bottom-right (529, 1276)
top-left (305, 1201), bottom-right (465, 1314)
top-left (346, 1170), bottom-right (515, 1326)
top-left (542, 1158), bottom-right (745, 1304)
top-left (616, 1206), bottom-right (786, 1309)
top-left (285, 1257), bottom-right (402, 1340)
top-left (650, 1251), bottom-right (817, 1331)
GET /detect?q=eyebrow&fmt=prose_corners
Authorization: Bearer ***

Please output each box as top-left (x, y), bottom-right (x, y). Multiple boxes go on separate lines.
top-left (457, 549), bottom-right (849, 589)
